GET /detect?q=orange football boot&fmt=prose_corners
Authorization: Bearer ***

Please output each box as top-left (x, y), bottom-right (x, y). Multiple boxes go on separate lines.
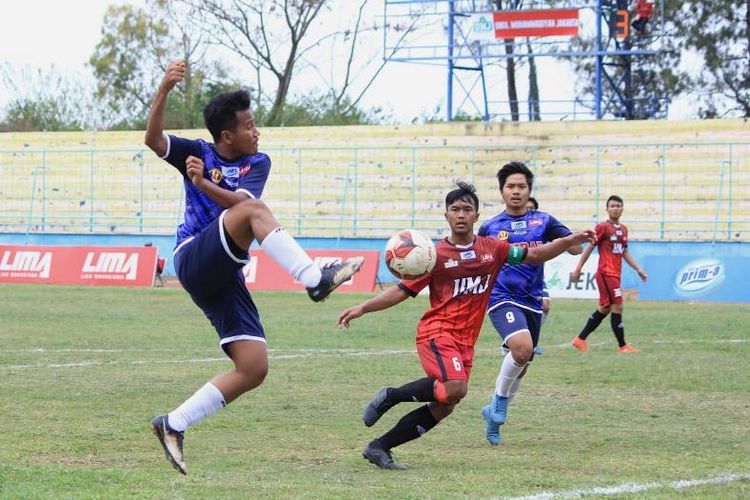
top-left (571, 337), bottom-right (589, 352)
top-left (618, 344), bottom-right (641, 353)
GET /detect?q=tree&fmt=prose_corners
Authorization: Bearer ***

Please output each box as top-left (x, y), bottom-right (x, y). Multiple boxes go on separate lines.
top-left (178, 0), bottom-right (329, 126)
top-left (494, 0), bottom-right (521, 121)
top-left (0, 65), bottom-right (92, 131)
top-left (565, 0), bottom-right (687, 119)
top-left (89, 0), bottom-right (239, 129)
top-left (676, 1), bottom-right (750, 117)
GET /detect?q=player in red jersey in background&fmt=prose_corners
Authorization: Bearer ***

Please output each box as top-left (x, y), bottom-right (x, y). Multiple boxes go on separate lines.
top-left (571, 195), bottom-right (648, 353)
top-left (337, 182), bottom-right (594, 470)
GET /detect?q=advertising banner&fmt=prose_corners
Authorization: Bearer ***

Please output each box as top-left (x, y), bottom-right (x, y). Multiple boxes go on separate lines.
top-left (0, 244), bottom-right (158, 287)
top-left (640, 255), bottom-right (750, 303)
top-left (244, 249), bottom-right (379, 293)
top-left (543, 252), bottom-right (599, 299)
top-left (469, 9), bottom-right (580, 41)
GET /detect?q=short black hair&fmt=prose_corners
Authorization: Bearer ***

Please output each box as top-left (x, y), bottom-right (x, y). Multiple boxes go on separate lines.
top-left (497, 161), bottom-right (534, 191)
top-left (203, 89), bottom-right (251, 142)
top-left (606, 195), bottom-right (624, 206)
top-left (445, 180), bottom-right (479, 210)
top-left (528, 196), bottom-right (539, 210)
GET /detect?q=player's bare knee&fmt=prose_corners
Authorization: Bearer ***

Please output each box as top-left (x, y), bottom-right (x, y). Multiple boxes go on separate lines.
top-left (443, 380), bottom-right (468, 404)
top-left (513, 345), bottom-right (533, 365)
top-left (236, 198), bottom-right (268, 222)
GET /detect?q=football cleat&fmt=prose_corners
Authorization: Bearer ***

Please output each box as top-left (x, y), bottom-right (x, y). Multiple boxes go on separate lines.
top-left (618, 344), bottom-right (641, 353)
top-left (571, 337), bottom-right (589, 352)
top-left (482, 405), bottom-right (501, 446)
top-left (489, 393), bottom-right (509, 424)
top-left (306, 257), bottom-right (364, 302)
top-left (363, 387), bottom-right (395, 427)
top-left (151, 414), bottom-right (187, 475)
top-left (362, 441), bottom-right (406, 470)
top-left (533, 345), bottom-right (544, 355)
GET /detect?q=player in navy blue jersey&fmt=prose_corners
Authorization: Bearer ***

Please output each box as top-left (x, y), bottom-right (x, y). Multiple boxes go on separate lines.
top-left (478, 162), bottom-right (583, 446)
top-left (145, 60), bottom-right (363, 475)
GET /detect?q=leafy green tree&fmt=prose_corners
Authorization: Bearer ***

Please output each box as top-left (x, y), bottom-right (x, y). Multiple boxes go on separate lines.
top-left (0, 65), bottom-right (91, 131)
top-left (565, 0), bottom-right (687, 119)
top-left (676, 1), bottom-right (750, 117)
top-left (89, 1), bottom-right (240, 130)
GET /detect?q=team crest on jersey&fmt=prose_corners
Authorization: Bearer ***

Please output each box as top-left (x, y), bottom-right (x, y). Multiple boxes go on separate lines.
top-left (511, 220), bottom-right (527, 230)
top-left (481, 253), bottom-right (493, 263)
top-left (497, 230), bottom-right (509, 241)
top-left (444, 258), bottom-right (459, 269)
top-left (530, 219), bottom-right (543, 227)
top-left (210, 168), bottom-right (223, 184)
top-left (616, 230), bottom-right (623, 236)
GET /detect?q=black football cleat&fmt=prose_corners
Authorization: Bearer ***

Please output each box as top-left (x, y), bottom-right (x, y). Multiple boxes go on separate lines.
top-left (362, 440), bottom-right (407, 470)
top-left (363, 387), bottom-right (395, 427)
top-left (151, 414), bottom-right (187, 475)
top-left (306, 257), bottom-right (364, 302)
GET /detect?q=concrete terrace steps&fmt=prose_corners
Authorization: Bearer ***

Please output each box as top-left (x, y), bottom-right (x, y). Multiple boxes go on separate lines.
top-left (1, 119), bottom-right (748, 240)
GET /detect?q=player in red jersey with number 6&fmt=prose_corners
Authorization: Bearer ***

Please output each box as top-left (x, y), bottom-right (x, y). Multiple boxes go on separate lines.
top-left (571, 195), bottom-right (648, 353)
top-left (337, 182), bottom-right (594, 470)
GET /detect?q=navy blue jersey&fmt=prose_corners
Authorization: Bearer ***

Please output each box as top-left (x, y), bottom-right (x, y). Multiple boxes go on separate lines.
top-left (478, 210), bottom-right (571, 312)
top-left (161, 134), bottom-right (271, 245)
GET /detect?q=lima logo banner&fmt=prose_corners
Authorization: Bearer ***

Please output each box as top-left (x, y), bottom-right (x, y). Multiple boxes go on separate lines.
top-left (673, 258), bottom-right (725, 297)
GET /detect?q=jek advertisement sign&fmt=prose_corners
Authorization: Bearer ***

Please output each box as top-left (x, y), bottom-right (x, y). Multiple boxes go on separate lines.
top-left (640, 256), bottom-right (749, 303)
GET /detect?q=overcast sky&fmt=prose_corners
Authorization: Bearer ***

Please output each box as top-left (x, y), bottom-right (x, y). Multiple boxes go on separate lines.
top-left (1, 0), bottom-right (692, 124)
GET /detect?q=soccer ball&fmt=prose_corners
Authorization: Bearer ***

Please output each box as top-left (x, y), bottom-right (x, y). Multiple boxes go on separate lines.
top-left (384, 229), bottom-right (437, 280)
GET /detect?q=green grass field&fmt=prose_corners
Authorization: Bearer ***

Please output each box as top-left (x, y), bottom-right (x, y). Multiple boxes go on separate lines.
top-left (0, 283), bottom-right (748, 499)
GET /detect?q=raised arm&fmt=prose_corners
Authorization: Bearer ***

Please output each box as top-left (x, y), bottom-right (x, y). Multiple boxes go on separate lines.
top-left (145, 60), bottom-right (186, 156)
top-left (337, 285), bottom-right (411, 329)
top-left (623, 248), bottom-right (648, 281)
top-left (571, 243), bottom-right (596, 282)
top-left (523, 230), bottom-right (596, 265)
top-left (185, 156), bottom-right (255, 208)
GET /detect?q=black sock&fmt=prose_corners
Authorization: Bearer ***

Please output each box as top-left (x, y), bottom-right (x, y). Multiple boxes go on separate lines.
top-left (377, 405), bottom-right (439, 450)
top-left (611, 313), bottom-right (626, 347)
top-left (578, 310), bottom-right (607, 340)
top-left (388, 377), bottom-right (435, 403)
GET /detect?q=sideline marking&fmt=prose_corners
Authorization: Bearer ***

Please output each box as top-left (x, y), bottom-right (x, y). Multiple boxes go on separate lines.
top-left (507, 472), bottom-right (750, 499)
top-left (0, 349), bottom-right (415, 370)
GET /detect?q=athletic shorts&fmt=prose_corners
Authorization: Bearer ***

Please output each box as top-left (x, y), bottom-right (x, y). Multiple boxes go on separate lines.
top-left (173, 210), bottom-right (265, 354)
top-left (488, 304), bottom-right (542, 351)
top-left (416, 336), bottom-right (474, 382)
top-left (596, 272), bottom-right (623, 308)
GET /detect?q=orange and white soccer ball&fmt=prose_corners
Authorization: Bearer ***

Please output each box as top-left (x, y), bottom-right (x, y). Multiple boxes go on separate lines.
top-left (384, 229), bottom-right (437, 280)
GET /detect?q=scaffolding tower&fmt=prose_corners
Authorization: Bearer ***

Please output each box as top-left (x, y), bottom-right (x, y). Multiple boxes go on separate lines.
top-left (383, 0), bottom-right (668, 121)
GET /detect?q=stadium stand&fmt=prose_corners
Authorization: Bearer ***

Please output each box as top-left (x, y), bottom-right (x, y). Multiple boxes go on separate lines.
top-left (1, 119), bottom-right (748, 241)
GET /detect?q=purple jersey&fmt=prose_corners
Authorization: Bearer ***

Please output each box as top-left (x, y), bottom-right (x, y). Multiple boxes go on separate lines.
top-left (478, 210), bottom-right (571, 312)
top-left (161, 134), bottom-right (271, 245)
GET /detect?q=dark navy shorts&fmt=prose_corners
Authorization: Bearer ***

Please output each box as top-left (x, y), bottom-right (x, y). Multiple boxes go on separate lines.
top-left (488, 303), bottom-right (542, 350)
top-left (173, 210), bottom-right (265, 354)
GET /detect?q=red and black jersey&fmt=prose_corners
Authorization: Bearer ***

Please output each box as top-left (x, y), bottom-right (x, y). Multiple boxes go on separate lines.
top-left (595, 221), bottom-right (628, 277)
top-left (399, 236), bottom-right (512, 347)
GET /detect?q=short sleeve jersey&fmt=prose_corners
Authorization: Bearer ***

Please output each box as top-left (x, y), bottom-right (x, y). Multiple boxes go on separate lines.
top-left (161, 134), bottom-right (271, 246)
top-left (478, 210), bottom-right (572, 312)
top-left (399, 236), bottom-right (522, 347)
top-left (595, 221), bottom-right (628, 277)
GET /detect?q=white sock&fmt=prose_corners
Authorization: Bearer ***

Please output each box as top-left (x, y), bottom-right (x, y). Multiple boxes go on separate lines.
top-left (260, 227), bottom-right (321, 287)
top-left (507, 377), bottom-right (522, 403)
top-left (168, 382), bottom-right (226, 432)
top-left (495, 353), bottom-right (526, 398)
